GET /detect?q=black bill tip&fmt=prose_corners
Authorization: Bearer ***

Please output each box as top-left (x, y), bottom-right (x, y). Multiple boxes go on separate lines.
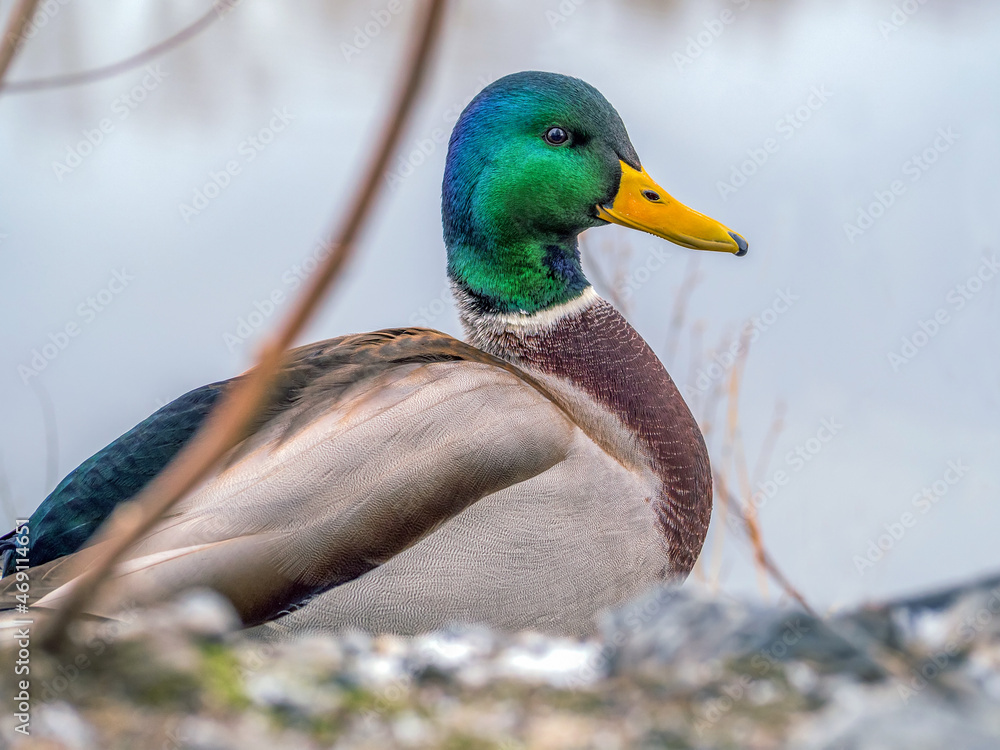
top-left (729, 231), bottom-right (749, 256)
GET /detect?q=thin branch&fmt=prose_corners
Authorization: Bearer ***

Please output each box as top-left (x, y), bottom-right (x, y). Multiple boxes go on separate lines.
top-left (690, 553), bottom-right (706, 584)
top-left (38, 0), bottom-right (449, 651)
top-left (0, 3), bottom-right (221, 95)
top-left (742, 402), bottom-right (786, 598)
top-left (751, 401), bottom-right (786, 490)
top-left (580, 235), bottom-right (611, 294)
top-left (725, 331), bottom-right (771, 600)
top-left (710, 332), bottom-right (814, 614)
top-left (727, 330), bottom-right (753, 497)
top-left (696, 327), bottom-right (730, 441)
top-left (687, 323), bottom-right (709, 588)
top-left (709, 447), bottom-right (733, 594)
top-left (582, 234), bottom-right (629, 315)
top-left (704, 329), bottom-right (734, 588)
top-left (0, 0), bottom-right (41, 86)
top-left (683, 319), bottom-right (706, 416)
top-left (714, 480), bottom-right (815, 617)
top-left (663, 254), bottom-right (701, 368)
top-left (607, 237), bottom-right (633, 317)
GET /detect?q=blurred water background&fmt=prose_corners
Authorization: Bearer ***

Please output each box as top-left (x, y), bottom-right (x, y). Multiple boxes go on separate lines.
top-left (0, 0), bottom-right (997, 613)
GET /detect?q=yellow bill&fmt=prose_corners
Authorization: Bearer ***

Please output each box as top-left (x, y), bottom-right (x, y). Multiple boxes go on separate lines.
top-left (597, 161), bottom-right (748, 256)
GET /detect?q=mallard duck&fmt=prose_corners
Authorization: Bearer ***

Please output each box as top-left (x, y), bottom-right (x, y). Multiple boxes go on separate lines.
top-left (0, 71), bottom-right (746, 636)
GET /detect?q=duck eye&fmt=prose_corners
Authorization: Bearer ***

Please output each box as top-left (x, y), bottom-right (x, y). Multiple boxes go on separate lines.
top-left (544, 126), bottom-right (569, 145)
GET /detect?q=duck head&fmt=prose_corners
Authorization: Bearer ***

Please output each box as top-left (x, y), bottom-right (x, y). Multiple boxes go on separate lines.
top-left (443, 71), bottom-right (747, 316)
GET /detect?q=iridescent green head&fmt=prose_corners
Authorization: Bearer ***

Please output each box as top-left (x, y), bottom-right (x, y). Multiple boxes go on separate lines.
top-left (442, 71), bottom-right (747, 316)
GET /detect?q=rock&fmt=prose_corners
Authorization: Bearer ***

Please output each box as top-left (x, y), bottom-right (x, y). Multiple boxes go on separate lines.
top-left (602, 586), bottom-right (882, 686)
top-left (2, 571), bottom-right (999, 748)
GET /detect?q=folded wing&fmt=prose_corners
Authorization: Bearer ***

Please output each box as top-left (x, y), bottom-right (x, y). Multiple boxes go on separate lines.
top-left (5, 330), bottom-right (576, 627)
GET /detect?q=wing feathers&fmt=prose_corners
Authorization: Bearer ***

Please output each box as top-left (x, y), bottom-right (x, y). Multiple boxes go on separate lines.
top-left (3, 329), bottom-right (578, 627)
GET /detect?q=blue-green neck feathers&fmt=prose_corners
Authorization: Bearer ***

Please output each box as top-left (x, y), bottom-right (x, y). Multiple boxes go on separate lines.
top-left (442, 71), bottom-right (641, 315)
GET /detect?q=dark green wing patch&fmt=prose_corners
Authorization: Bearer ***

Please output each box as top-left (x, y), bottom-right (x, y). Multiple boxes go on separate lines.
top-left (0, 381), bottom-right (230, 575)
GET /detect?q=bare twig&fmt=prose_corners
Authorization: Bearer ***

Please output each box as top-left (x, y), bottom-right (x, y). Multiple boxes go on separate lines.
top-left (582, 235), bottom-right (630, 315)
top-left (715, 333), bottom-right (814, 615)
top-left (751, 401), bottom-right (786, 491)
top-left (741, 400), bottom-right (787, 598)
top-left (581, 236), bottom-right (611, 294)
top-left (704, 329), bottom-right (734, 588)
top-left (682, 319), bottom-right (706, 415)
top-left (1, 3), bottom-right (221, 95)
top-left (0, 0), bottom-right (41, 86)
top-left (709, 453), bottom-right (732, 594)
top-left (687, 323), bottom-right (711, 587)
top-left (725, 329), bottom-right (769, 600)
top-left (715, 480), bottom-right (816, 617)
top-left (38, 0), bottom-right (449, 651)
top-left (696, 328), bottom-right (730, 442)
top-left (607, 237), bottom-right (633, 316)
top-left (663, 254), bottom-right (701, 368)
top-left (726, 330), bottom-right (752, 495)
top-left (678, 280), bottom-right (810, 613)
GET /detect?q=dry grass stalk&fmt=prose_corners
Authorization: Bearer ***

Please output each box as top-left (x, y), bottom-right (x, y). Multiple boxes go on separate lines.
top-left (663, 254), bottom-right (702, 368)
top-left (751, 401), bottom-right (786, 490)
top-left (714, 479), bottom-right (816, 616)
top-left (37, 0), bottom-right (449, 652)
top-left (581, 234), bottom-right (632, 316)
top-left (724, 329), bottom-right (770, 599)
top-left (720, 329), bottom-right (814, 614)
top-left (703, 329), bottom-right (734, 590)
top-left (660, 265), bottom-right (811, 613)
